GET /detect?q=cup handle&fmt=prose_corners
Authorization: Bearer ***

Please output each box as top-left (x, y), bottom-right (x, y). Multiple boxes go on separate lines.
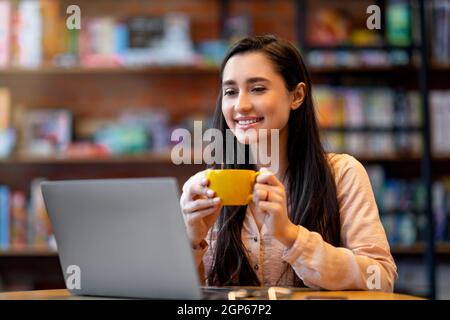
top-left (247, 171), bottom-right (261, 204)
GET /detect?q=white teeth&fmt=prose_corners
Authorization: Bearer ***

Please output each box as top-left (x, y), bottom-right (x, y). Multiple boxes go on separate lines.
top-left (237, 118), bottom-right (261, 125)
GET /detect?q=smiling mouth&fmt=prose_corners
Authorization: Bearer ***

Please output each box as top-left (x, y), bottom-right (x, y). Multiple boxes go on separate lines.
top-left (235, 117), bottom-right (264, 126)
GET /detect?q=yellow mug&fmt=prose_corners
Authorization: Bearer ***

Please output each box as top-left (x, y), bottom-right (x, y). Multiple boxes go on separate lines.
top-left (206, 169), bottom-right (260, 206)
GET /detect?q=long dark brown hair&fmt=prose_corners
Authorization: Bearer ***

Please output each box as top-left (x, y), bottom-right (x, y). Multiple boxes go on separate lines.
top-left (207, 35), bottom-right (340, 286)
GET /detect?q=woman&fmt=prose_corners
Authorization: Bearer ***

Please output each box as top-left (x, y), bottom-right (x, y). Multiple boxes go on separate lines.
top-left (179, 35), bottom-right (397, 291)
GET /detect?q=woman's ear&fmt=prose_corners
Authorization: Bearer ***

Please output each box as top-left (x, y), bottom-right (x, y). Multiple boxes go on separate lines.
top-left (290, 82), bottom-right (306, 110)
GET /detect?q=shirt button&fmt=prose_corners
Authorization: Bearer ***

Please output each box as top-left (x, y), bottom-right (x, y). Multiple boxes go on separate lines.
top-left (254, 264), bottom-right (259, 270)
top-left (253, 236), bottom-right (258, 242)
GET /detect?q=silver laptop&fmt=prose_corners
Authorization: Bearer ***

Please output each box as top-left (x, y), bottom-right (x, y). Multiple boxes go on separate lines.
top-left (41, 178), bottom-right (204, 299)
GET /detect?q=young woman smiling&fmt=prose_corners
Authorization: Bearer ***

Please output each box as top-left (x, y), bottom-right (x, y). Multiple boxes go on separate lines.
top-left (179, 35), bottom-right (397, 291)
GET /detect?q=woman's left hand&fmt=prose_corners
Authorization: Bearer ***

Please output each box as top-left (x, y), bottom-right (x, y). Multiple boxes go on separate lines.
top-left (253, 168), bottom-right (299, 248)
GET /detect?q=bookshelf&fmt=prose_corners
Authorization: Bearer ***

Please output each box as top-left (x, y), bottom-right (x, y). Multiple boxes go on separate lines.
top-left (0, 65), bottom-right (220, 76)
top-left (0, 243), bottom-right (449, 257)
top-left (4, 153), bottom-right (448, 165)
top-left (296, 0), bottom-right (450, 299)
top-left (0, 0), bottom-right (449, 297)
top-left (0, 247), bottom-right (57, 257)
top-left (1, 64), bottom-right (449, 76)
top-left (391, 242), bottom-right (450, 256)
top-left (0, 151), bottom-right (174, 164)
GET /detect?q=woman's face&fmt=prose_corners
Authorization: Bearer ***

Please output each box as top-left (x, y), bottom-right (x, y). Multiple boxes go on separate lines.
top-left (221, 52), bottom-right (296, 145)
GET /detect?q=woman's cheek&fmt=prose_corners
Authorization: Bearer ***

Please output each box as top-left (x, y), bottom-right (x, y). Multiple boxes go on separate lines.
top-left (222, 104), bottom-right (235, 129)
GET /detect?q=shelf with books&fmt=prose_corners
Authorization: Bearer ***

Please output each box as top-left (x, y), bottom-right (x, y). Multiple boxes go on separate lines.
top-left (309, 65), bottom-right (419, 74)
top-left (0, 156), bottom-right (434, 166)
top-left (1, 64), bottom-right (447, 77)
top-left (0, 151), bottom-right (174, 165)
top-left (0, 0), bottom-right (230, 73)
top-left (321, 126), bottom-right (423, 133)
top-left (1, 65), bottom-right (441, 76)
top-left (0, 64), bottom-right (220, 76)
top-left (356, 155), bottom-right (423, 163)
top-left (391, 242), bottom-right (450, 256)
top-left (1, 243), bottom-right (450, 258)
top-left (431, 63), bottom-right (450, 71)
top-left (0, 64), bottom-right (446, 79)
top-left (304, 44), bottom-right (421, 51)
top-left (0, 247), bottom-right (57, 257)
top-left (310, 65), bottom-right (450, 76)
top-left (2, 152), bottom-right (450, 166)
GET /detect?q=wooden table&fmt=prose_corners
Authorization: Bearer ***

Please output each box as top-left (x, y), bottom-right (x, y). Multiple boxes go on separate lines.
top-left (0, 289), bottom-right (424, 300)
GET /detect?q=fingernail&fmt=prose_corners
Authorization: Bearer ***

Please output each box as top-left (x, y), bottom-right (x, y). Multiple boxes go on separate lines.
top-left (212, 197), bottom-right (220, 203)
top-left (207, 189), bottom-right (215, 197)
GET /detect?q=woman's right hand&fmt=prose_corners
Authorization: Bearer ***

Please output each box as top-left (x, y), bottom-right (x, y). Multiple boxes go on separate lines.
top-left (180, 170), bottom-right (222, 248)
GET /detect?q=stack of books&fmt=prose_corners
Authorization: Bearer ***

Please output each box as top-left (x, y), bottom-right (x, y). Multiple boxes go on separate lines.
top-left (366, 165), bottom-right (450, 245)
top-left (431, 91), bottom-right (450, 155)
top-left (314, 86), bottom-right (422, 157)
top-left (0, 0), bottom-right (198, 68)
top-left (0, 86), bottom-right (14, 157)
top-left (431, 0), bottom-right (450, 65)
top-left (0, 178), bottom-right (54, 250)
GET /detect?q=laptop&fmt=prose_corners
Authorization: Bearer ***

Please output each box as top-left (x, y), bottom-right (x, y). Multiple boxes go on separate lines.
top-left (41, 177), bottom-right (227, 300)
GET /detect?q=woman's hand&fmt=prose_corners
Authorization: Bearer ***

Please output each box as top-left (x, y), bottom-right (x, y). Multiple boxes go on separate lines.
top-left (253, 168), bottom-right (299, 248)
top-left (180, 170), bottom-right (222, 248)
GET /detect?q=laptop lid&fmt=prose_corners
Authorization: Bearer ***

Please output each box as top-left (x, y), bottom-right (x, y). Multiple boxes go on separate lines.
top-left (41, 178), bottom-right (202, 299)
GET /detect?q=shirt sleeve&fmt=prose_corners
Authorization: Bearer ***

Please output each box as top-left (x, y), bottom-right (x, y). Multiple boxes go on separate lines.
top-left (193, 241), bottom-right (209, 267)
top-left (282, 154), bottom-right (398, 292)
top-left (192, 228), bottom-right (216, 284)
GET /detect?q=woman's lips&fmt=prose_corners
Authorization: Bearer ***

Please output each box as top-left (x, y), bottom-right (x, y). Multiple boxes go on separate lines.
top-left (234, 117), bottom-right (264, 130)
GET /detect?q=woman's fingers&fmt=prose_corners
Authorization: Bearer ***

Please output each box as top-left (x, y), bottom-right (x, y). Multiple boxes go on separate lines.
top-left (253, 168), bottom-right (285, 205)
top-left (256, 168), bottom-right (284, 187)
top-left (186, 203), bottom-right (222, 229)
top-left (254, 183), bottom-right (284, 198)
top-left (257, 200), bottom-right (281, 215)
top-left (192, 205), bottom-right (222, 220)
top-left (184, 197), bottom-right (220, 214)
top-left (188, 181), bottom-right (215, 200)
top-left (253, 188), bottom-right (283, 203)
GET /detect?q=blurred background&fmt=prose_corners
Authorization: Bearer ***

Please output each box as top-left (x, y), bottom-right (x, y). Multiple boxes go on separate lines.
top-left (0, 0), bottom-right (449, 299)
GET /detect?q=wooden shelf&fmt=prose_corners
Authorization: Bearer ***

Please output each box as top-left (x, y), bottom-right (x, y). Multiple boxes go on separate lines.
top-left (0, 64), bottom-right (448, 76)
top-left (0, 65), bottom-right (415, 75)
top-left (0, 247), bottom-right (58, 257)
top-left (391, 242), bottom-right (450, 255)
top-left (1, 242), bottom-right (449, 257)
top-left (1, 152), bottom-right (450, 165)
top-left (321, 126), bottom-right (422, 133)
top-left (0, 151), bottom-right (174, 164)
top-left (0, 64), bottom-right (220, 76)
top-left (353, 155), bottom-right (422, 162)
top-left (310, 65), bottom-right (418, 74)
top-left (431, 63), bottom-right (450, 71)
top-left (309, 64), bottom-right (448, 74)
top-left (304, 44), bottom-right (420, 51)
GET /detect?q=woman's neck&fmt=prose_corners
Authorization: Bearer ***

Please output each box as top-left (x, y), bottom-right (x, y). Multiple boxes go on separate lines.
top-left (250, 127), bottom-right (288, 184)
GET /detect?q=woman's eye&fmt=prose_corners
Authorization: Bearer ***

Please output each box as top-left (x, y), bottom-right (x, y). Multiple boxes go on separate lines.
top-left (224, 89), bottom-right (237, 96)
top-left (252, 87), bottom-right (266, 93)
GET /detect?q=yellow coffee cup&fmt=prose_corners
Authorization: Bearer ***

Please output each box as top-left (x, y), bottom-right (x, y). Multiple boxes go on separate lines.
top-left (206, 169), bottom-right (260, 206)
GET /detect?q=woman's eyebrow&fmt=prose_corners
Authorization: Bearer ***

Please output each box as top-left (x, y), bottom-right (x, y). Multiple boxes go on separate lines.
top-left (222, 77), bottom-right (270, 86)
top-left (222, 79), bottom-right (236, 86)
top-left (246, 77), bottom-right (270, 84)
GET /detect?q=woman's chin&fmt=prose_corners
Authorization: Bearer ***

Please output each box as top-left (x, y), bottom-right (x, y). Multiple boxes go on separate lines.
top-left (235, 133), bottom-right (260, 145)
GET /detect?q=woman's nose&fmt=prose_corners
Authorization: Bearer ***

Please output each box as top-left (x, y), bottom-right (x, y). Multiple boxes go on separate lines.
top-left (235, 93), bottom-right (252, 113)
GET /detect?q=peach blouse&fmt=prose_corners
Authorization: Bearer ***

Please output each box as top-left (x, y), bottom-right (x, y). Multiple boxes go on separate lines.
top-left (193, 153), bottom-right (398, 292)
